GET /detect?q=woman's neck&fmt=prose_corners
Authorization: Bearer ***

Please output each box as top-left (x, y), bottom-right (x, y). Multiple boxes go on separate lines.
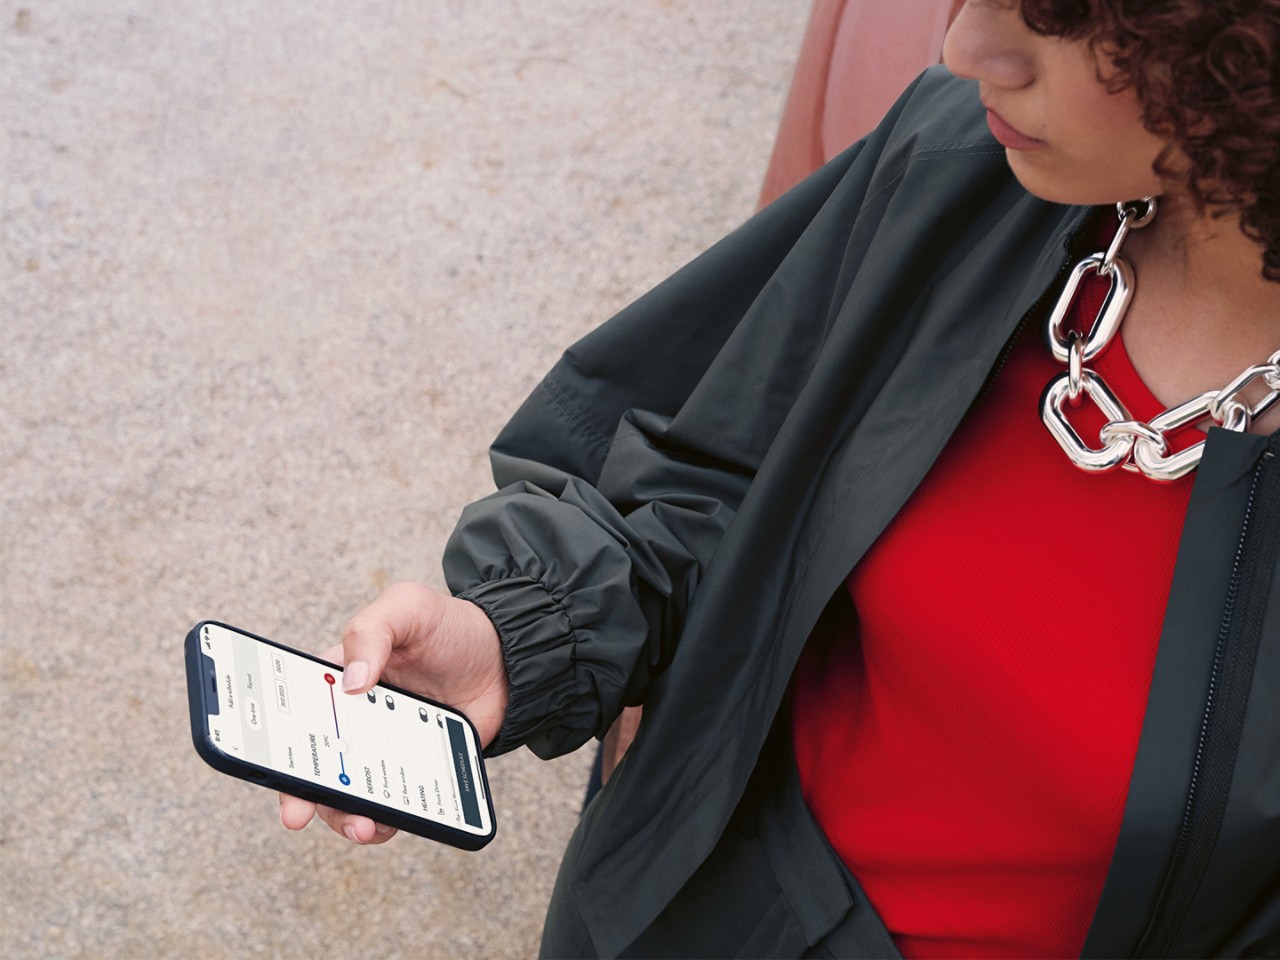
top-left (1131, 198), bottom-right (1279, 335)
top-left (1119, 195), bottom-right (1280, 433)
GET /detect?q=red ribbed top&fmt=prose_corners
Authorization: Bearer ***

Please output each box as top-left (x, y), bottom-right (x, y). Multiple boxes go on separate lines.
top-left (793, 261), bottom-right (1197, 957)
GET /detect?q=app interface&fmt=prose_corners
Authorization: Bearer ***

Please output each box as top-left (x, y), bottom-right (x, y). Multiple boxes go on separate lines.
top-left (199, 623), bottom-right (490, 835)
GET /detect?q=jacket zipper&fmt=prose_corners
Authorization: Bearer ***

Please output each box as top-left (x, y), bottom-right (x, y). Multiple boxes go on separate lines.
top-left (1134, 434), bottom-right (1280, 957)
top-left (974, 227), bottom-right (1083, 406)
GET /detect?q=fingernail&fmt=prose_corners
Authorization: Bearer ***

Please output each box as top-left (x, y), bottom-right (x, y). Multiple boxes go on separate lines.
top-left (344, 824), bottom-right (360, 843)
top-left (342, 661), bottom-right (369, 692)
top-left (375, 822), bottom-right (393, 836)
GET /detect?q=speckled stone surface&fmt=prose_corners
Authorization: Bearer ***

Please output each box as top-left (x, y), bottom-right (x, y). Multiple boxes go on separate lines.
top-left (0, 1), bottom-right (809, 957)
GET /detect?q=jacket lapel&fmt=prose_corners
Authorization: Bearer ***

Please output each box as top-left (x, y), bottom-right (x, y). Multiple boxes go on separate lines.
top-left (574, 201), bottom-right (1090, 957)
top-left (1080, 428), bottom-right (1276, 958)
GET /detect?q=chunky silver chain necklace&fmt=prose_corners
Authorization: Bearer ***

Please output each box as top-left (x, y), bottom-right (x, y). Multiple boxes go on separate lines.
top-left (1041, 197), bottom-right (1280, 482)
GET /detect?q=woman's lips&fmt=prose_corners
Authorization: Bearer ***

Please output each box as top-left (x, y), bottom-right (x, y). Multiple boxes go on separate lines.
top-left (985, 108), bottom-right (1046, 151)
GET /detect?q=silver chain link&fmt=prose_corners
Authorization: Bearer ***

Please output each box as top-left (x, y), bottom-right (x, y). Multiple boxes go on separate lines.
top-left (1040, 198), bottom-right (1280, 482)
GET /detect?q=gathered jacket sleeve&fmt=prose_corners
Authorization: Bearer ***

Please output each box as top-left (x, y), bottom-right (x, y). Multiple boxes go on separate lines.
top-left (443, 69), bottom-right (967, 759)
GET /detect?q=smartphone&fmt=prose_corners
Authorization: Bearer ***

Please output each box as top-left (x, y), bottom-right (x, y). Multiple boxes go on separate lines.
top-left (185, 620), bottom-right (496, 850)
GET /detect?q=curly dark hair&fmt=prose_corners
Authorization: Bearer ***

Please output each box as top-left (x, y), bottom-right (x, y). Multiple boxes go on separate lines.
top-left (1020, 0), bottom-right (1280, 280)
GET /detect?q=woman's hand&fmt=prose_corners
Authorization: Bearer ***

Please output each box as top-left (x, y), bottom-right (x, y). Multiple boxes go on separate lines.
top-left (278, 582), bottom-right (507, 844)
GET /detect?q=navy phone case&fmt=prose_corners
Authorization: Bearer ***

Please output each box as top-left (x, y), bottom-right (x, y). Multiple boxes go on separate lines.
top-left (184, 621), bottom-right (496, 850)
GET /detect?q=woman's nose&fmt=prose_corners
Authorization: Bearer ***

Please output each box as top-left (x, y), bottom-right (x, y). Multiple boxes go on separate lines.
top-left (942, 1), bottom-right (1036, 89)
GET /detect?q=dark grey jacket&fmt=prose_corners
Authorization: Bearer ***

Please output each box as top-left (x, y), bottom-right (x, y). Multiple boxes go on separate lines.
top-left (444, 67), bottom-right (1280, 958)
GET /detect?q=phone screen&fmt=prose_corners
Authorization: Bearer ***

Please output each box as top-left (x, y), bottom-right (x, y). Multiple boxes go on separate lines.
top-left (195, 622), bottom-right (492, 839)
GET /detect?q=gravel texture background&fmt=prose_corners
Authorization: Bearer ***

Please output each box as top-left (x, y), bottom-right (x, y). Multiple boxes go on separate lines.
top-left (1, 1), bottom-right (808, 956)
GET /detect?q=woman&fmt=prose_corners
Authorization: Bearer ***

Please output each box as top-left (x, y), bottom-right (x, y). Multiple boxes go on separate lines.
top-left (282, 1), bottom-right (1280, 955)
